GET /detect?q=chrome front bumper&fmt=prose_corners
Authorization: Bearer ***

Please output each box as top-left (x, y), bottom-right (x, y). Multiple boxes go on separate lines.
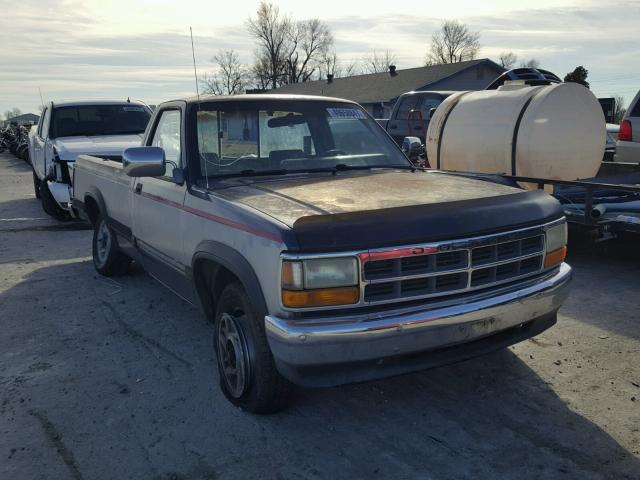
top-left (266, 263), bottom-right (571, 384)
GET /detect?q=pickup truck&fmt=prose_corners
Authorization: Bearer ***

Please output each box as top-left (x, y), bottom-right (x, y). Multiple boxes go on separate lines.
top-left (29, 100), bottom-right (152, 219)
top-left (378, 91), bottom-right (453, 146)
top-left (72, 94), bottom-right (572, 413)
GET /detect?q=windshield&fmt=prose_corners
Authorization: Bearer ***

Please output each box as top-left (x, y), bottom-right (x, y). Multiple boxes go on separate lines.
top-left (50, 104), bottom-right (151, 138)
top-left (194, 100), bottom-right (411, 179)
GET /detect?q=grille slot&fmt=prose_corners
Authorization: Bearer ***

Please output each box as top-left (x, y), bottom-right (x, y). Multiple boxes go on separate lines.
top-left (364, 259), bottom-right (395, 279)
top-left (362, 233), bottom-right (546, 304)
top-left (364, 282), bottom-right (396, 302)
top-left (436, 251), bottom-right (467, 271)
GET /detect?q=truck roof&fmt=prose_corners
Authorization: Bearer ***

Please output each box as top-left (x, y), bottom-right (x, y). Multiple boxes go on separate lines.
top-left (400, 90), bottom-right (457, 96)
top-left (51, 99), bottom-right (149, 108)
top-left (175, 93), bottom-right (358, 106)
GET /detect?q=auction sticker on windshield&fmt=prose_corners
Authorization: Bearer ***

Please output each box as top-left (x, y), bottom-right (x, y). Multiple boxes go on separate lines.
top-left (326, 108), bottom-right (367, 119)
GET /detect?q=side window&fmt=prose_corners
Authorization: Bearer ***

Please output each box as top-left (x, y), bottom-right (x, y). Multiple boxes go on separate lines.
top-left (151, 110), bottom-right (181, 178)
top-left (40, 107), bottom-right (51, 139)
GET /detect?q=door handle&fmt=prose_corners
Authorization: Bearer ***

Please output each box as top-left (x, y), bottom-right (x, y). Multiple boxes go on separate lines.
top-left (135, 183), bottom-right (143, 194)
top-left (389, 125), bottom-right (397, 130)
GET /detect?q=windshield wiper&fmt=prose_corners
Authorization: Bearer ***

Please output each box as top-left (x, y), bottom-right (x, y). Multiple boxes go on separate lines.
top-left (331, 163), bottom-right (416, 173)
top-left (210, 168), bottom-right (289, 178)
top-left (208, 164), bottom-right (416, 179)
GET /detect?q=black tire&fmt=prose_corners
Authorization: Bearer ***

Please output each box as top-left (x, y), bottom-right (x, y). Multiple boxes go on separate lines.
top-left (39, 181), bottom-right (70, 221)
top-left (33, 171), bottom-right (41, 199)
top-left (92, 214), bottom-right (131, 276)
top-left (214, 282), bottom-right (291, 413)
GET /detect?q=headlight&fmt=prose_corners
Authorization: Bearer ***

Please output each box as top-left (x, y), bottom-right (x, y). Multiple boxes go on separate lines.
top-left (544, 222), bottom-right (568, 268)
top-left (281, 257), bottom-right (359, 308)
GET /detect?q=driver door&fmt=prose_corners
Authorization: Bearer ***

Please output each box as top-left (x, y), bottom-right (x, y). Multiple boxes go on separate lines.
top-left (132, 104), bottom-right (189, 294)
top-left (32, 105), bottom-right (51, 179)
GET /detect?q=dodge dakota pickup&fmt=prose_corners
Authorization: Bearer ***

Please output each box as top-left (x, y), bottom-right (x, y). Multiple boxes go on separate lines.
top-left (29, 100), bottom-right (151, 219)
top-left (72, 94), bottom-right (572, 413)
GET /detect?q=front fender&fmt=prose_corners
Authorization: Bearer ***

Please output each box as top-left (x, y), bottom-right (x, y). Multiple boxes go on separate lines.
top-left (192, 240), bottom-right (268, 320)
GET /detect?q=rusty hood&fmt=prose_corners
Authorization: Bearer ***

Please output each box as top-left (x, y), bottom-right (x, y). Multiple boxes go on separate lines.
top-left (216, 170), bottom-right (521, 227)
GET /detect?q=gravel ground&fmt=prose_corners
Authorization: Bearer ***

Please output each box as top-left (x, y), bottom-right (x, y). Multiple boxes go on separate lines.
top-left (1, 152), bottom-right (638, 480)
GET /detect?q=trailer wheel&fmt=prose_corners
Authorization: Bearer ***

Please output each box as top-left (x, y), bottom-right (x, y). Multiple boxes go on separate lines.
top-left (39, 181), bottom-right (70, 221)
top-left (33, 171), bottom-right (41, 199)
top-left (92, 214), bottom-right (131, 276)
top-left (214, 282), bottom-right (291, 413)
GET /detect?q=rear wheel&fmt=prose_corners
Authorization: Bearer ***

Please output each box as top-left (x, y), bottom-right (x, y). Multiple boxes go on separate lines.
top-left (214, 282), bottom-right (290, 413)
top-left (92, 214), bottom-right (131, 276)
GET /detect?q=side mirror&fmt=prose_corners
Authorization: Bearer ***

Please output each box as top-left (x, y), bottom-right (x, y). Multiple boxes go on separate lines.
top-left (402, 136), bottom-right (423, 161)
top-left (123, 146), bottom-right (166, 177)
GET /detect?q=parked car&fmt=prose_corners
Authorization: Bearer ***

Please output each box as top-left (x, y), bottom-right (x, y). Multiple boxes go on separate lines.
top-left (29, 100), bottom-right (152, 219)
top-left (72, 94), bottom-right (572, 413)
top-left (615, 90), bottom-right (640, 163)
top-left (604, 123), bottom-right (619, 162)
top-left (378, 91), bottom-right (454, 146)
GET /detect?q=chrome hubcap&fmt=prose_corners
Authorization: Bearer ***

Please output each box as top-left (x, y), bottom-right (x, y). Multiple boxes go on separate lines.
top-left (96, 221), bottom-right (111, 266)
top-left (217, 312), bottom-right (249, 398)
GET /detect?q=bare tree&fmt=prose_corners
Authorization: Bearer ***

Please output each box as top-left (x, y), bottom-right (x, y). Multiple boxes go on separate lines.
top-left (201, 50), bottom-right (249, 96)
top-left (250, 52), bottom-right (273, 90)
top-left (613, 95), bottom-right (627, 123)
top-left (499, 51), bottom-right (517, 69)
top-left (247, 1), bottom-right (290, 89)
top-left (519, 58), bottom-right (540, 69)
top-left (426, 20), bottom-right (480, 65)
top-left (362, 50), bottom-right (397, 74)
top-left (317, 51), bottom-right (360, 79)
top-left (318, 50), bottom-right (338, 79)
top-left (341, 61), bottom-right (360, 77)
top-left (284, 18), bottom-right (334, 83)
top-left (2, 107), bottom-right (22, 121)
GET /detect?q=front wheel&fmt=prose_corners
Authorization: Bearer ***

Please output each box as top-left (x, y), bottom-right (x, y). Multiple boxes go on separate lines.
top-left (92, 214), bottom-right (131, 276)
top-left (33, 171), bottom-right (41, 199)
top-left (39, 181), bottom-right (69, 220)
top-left (214, 282), bottom-right (290, 413)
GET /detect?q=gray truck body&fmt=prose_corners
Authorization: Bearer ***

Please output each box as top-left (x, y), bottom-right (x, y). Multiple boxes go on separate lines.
top-left (72, 94), bottom-right (571, 389)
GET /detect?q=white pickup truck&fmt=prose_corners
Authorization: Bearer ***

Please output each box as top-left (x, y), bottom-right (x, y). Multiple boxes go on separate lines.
top-left (72, 94), bottom-right (572, 413)
top-left (28, 100), bottom-right (151, 219)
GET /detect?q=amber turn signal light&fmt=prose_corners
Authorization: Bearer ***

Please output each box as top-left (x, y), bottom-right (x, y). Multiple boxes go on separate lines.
top-left (544, 246), bottom-right (567, 268)
top-left (282, 287), bottom-right (360, 308)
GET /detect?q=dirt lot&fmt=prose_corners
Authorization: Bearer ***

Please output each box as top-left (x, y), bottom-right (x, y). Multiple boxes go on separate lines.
top-left (1, 152), bottom-right (638, 480)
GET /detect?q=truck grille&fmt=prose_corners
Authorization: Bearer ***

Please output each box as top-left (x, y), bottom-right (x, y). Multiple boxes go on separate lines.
top-left (363, 234), bottom-right (545, 303)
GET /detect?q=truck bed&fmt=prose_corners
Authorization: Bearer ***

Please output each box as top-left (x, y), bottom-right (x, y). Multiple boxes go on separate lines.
top-left (72, 154), bottom-right (134, 229)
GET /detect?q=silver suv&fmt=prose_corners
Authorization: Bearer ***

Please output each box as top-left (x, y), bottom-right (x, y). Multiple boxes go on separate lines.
top-left (616, 90), bottom-right (640, 162)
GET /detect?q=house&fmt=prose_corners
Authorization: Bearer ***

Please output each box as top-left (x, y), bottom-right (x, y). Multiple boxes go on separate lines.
top-left (271, 58), bottom-right (505, 118)
top-left (3, 113), bottom-right (40, 127)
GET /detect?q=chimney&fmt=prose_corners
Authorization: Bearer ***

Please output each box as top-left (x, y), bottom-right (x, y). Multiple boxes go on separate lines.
top-left (327, 74), bottom-right (334, 84)
top-left (389, 65), bottom-right (397, 76)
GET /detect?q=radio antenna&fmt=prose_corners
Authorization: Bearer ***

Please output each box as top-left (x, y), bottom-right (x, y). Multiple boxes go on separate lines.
top-left (38, 87), bottom-right (44, 109)
top-left (190, 27), bottom-right (209, 189)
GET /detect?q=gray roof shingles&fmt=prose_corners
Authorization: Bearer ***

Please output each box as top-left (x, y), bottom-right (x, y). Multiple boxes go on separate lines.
top-left (271, 59), bottom-right (499, 103)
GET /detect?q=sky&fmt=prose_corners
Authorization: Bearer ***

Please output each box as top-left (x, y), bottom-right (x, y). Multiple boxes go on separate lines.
top-left (1, 0), bottom-right (639, 116)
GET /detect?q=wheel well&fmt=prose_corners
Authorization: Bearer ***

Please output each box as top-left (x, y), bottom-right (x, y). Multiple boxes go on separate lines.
top-left (84, 196), bottom-right (100, 225)
top-left (193, 259), bottom-right (240, 320)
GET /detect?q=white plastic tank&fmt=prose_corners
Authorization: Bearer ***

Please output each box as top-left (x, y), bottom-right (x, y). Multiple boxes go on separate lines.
top-left (425, 82), bottom-right (605, 181)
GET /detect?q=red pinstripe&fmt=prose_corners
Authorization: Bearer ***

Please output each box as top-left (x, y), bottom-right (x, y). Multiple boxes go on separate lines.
top-left (139, 192), bottom-right (282, 243)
